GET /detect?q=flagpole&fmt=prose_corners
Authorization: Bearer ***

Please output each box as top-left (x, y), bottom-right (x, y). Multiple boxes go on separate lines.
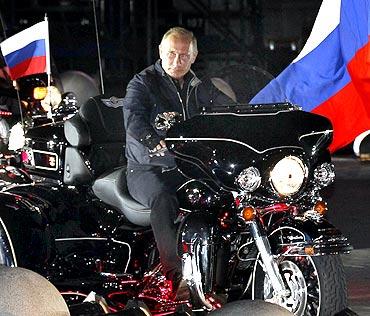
top-left (92, 0), bottom-right (104, 94)
top-left (13, 80), bottom-right (24, 132)
top-left (44, 14), bottom-right (53, 120)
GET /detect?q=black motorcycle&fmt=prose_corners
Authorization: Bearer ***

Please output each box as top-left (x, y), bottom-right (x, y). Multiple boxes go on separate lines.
top-left (0, 66), bottom-right (351, 315)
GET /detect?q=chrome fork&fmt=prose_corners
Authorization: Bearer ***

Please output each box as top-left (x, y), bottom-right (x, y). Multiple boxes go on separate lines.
top-left (182, 250), bottom-right (212, 310)
top-left (250, 221), bottom-right (289, 298)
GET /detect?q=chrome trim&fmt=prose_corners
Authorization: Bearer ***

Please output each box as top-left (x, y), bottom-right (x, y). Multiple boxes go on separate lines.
top-left (298, 130), bottom-right (333, 141)
top-left (183, 252), bottom-right (212, 310)
top-left (166, 137), bottom-right (301, 154)
top-left (202, 110), bottom-right (294, 117)
top-left (56, 237), bottom-right (132, 273)
top-left (55, 237), bottom-right (109, 241)
top-left (268, 226), bottom-right (353, 256)
top-left (23, 148), bottom-right (59, 171)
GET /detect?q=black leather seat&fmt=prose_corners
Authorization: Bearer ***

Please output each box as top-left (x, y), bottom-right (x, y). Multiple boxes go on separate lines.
top-left (63, 95), bottom-right (151, 226)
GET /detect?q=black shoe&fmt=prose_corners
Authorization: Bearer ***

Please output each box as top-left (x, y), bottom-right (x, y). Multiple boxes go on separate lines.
top-left (174, 279), bottom-right (190, 301)
top-left (170, 273), bottom-right (190, 301)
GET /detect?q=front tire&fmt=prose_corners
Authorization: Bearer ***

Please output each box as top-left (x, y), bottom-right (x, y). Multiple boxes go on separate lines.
top-left (253, 255), bottom-right (347, 316)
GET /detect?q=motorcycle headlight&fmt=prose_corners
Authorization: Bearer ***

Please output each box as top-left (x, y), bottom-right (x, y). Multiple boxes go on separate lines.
top-left (270, 156), bottom-right (307, 196)
top-left (314, 162), bottom-right (335, 187)
top-left (235, 167), bottom-right (261, 192)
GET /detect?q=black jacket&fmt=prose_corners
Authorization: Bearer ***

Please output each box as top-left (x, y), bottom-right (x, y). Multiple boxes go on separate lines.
top-left (123, 60), bottom-right (213, 169)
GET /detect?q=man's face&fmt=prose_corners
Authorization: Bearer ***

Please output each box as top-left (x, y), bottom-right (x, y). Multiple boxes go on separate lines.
top-left (159, 35), bottom-right (197, 80)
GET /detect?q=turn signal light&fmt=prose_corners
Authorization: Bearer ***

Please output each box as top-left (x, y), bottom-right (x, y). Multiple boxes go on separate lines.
top-left (33, 87), bottom-right (48, 100)
top-left (314, 201), bottom-right (328, 215)
top-left (304, 246), bottom-right (315, 256)
top-left (241, 206), bottom-right (255, 221)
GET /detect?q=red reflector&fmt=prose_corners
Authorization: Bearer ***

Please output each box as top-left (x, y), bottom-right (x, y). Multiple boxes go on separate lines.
top-left (21, 151), bottom-right (29, 163)
top-left (0, 111), bottom-right (12, 116)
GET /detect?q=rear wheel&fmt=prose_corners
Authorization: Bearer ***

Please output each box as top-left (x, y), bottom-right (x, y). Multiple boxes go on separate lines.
top-left (254, 255), bottom-right (347, 316)
top-left (0, 218), bottom-right (16, 266)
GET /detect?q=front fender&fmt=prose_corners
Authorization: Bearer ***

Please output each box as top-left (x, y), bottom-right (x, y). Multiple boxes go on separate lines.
top-left (178, 210), bottom-right (218, 293)
top-left (178, 210), bottom-right (217, 252)
top-left (268, 215), bottom-right (352, 256)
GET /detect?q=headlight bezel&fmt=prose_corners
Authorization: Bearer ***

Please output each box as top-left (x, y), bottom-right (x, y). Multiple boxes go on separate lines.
top-left (269, 155), bottom-right (308, 197)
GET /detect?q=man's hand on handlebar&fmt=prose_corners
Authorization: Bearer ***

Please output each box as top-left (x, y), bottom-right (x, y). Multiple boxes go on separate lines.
top-left (149, 139), bottom-right (167, 157)
top-left (155, 111), bottom-right (180, 131)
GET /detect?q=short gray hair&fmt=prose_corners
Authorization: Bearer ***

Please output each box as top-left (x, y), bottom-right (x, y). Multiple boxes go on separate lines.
top-left (160, 27), bottom-right (198, 53)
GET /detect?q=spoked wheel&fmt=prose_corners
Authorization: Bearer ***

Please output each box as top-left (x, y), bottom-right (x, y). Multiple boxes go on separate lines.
top-left (264, 258), bottom-right (312, 315)
top-left (254, 255), bottom-right (347, 316)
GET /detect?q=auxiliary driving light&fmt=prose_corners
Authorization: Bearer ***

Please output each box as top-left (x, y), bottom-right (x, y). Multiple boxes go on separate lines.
top-left (314, 162), bottom-right (335, 187)
top-left (235, 167), bottom-right (261, 192)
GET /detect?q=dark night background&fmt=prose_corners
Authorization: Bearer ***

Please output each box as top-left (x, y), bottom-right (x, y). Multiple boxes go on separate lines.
top-left (2, 3), bottom-right (370, 315)
top-left (0, 0), bottom-right (322, 97)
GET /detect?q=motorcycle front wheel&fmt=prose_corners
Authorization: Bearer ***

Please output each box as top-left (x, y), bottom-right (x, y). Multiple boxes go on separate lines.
top-left (253, 254), bottom-right (347, 316)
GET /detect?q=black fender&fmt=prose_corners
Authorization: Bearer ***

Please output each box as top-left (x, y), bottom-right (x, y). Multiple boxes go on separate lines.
top-left (178, 210), bottom-right (218, 251)
top-left (0, 191), bottom-right (53, 271)
top-left (178, 210), bottom-right (218, 292)
top-left (268, 215), bottom-right (352, 256)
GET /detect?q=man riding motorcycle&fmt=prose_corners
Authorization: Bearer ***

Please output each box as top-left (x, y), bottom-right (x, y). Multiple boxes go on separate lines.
top-left (123, 26), bottom-right (225, 295)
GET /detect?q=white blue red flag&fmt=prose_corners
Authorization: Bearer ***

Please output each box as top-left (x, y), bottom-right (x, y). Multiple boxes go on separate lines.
top-left (251, 0), bottom-right (370, 152)
top-left (0, 20), bottom-right (50, 81)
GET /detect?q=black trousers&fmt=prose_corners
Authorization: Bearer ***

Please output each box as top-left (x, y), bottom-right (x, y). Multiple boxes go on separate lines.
top-left (126, 166), bottom-right (185, 279)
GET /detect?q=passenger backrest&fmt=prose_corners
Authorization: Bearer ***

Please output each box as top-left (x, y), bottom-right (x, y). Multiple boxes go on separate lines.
top-left (63, 95), bottom-right (126, 185)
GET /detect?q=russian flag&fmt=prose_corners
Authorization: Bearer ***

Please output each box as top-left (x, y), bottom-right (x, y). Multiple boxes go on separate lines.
top-left (251, 0), bottom-right (370, 152)
top-left (0, 20), bottom-right (50, 81)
